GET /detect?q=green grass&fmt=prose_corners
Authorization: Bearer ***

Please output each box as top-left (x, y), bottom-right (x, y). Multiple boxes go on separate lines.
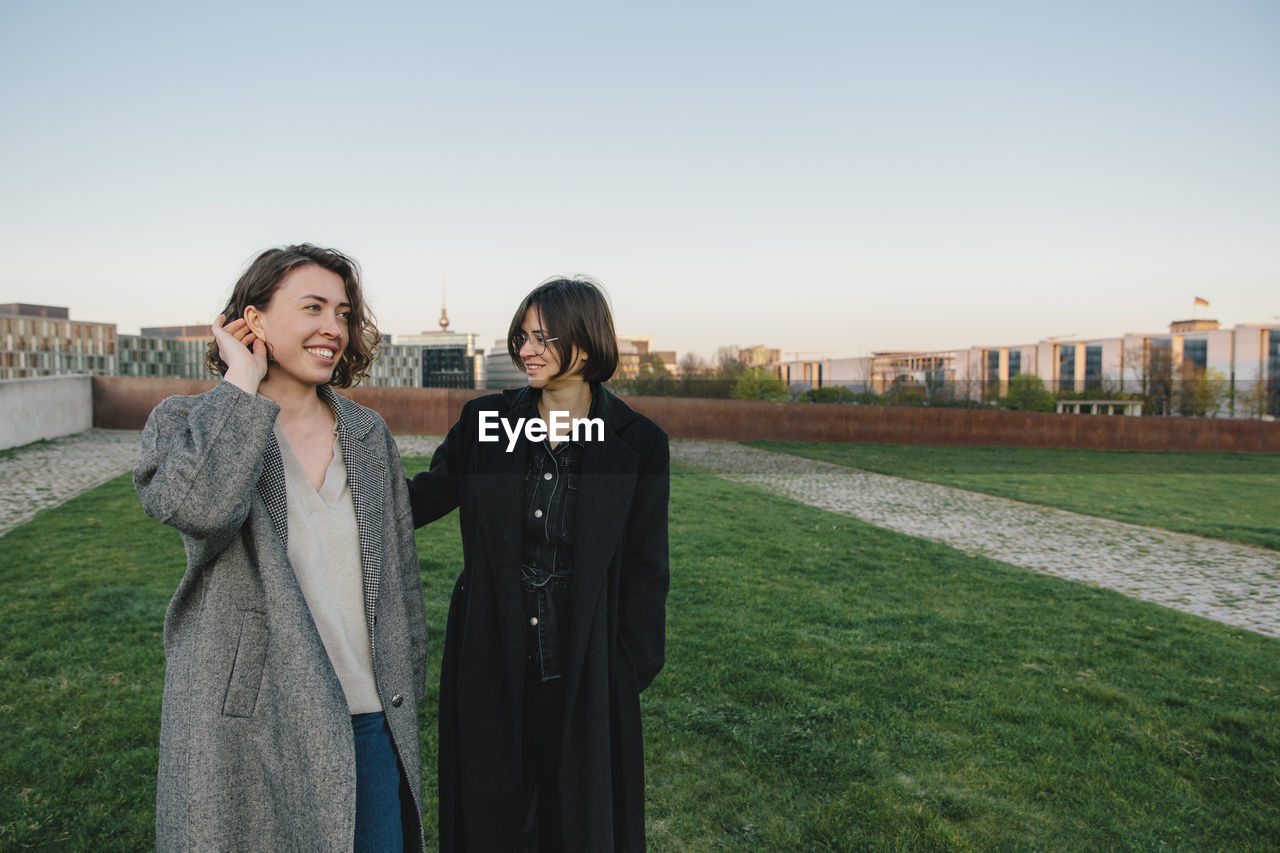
top-left (751, 441), bottom-right (1280, 550)
top-left (0, 438), bottom-right (52, 462)
top-left (2, 459), bottom-right (1278, 850)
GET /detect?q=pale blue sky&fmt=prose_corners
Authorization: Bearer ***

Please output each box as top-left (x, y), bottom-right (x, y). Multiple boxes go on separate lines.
top-left (2, 1), bottom-right (1277, 360)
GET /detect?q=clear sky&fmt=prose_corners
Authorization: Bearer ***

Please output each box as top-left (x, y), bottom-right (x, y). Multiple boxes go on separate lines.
top-left (2, 1), bottom-right (1277, 361)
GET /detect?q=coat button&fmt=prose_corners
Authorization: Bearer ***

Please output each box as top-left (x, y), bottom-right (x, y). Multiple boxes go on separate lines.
top-left (529, 617), bottom-right (539, 626)
top-left (391, 694), bottom-right (403, 708)
top-left (534, 509), bottom-right (543, 518)
top-left (543, 472), bottom-right (553, 480)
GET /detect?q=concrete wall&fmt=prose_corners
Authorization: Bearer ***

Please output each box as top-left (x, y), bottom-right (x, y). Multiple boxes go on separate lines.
top-left (90, 376), bottom-right (1280, 453)
top-left (0, 375), bottom-right (94, 450)
top-left (1233, 327), bottom-right (1266, 382)
top-left (1203, 328), bottom-right (1235, 376)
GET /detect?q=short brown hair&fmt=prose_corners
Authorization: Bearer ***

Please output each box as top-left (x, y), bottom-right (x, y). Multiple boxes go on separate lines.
top-left (206, 244), bottom-right (379, 388)
top-left (507, 276), bottom-right (619, 383)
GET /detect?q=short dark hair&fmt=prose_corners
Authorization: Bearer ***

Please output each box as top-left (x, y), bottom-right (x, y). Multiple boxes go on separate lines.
top-left (507, 276), bottom-right (619, 383)
top-left (206, 243), bottom-right (379, 388)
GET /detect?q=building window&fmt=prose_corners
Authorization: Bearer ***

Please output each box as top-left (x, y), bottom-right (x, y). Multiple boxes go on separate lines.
top-left (986, 350), bottom-right (999, 386)
top-left (1084, 344), bottom-right (1102, 390)
top-left (1008, 350), bottom-right (1021, 377)
top-left (422, 346), bottom-right (474, 388)
top-left (1183, 338), bottom-right (1208, 372)
top-left (1059, 346), bottom-right (1076, 393)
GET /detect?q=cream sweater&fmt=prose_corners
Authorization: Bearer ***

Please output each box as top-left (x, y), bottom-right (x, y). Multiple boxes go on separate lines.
top-left (274, 421), bottom-right (381, 714)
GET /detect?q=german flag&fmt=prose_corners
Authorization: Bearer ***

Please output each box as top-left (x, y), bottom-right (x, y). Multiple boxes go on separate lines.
top-left (1194, 296), bottom-right (1209, 307)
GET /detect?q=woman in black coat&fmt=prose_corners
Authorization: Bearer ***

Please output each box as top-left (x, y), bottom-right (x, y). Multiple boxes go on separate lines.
top-left (409, 276), bottom-right (670, 851)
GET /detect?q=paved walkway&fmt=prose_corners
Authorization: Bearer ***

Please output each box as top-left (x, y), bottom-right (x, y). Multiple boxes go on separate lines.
top-left (0, 431), bottom-right (444, 538)
top-left (0, 430), bottom-right (146, 536)
top-left (3, 432), bottom-right (1277, 640)
top-left (673, 441), bottom-right (1280, 639)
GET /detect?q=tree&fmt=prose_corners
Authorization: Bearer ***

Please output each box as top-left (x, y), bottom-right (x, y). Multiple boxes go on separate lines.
top-left (1234, 377), bottom-right (1272, 420)
top-left (629, 353), bottom-right (677, 397)
top-left (677, 351), bottom-right (735, 398)
top-left (999, 374), bottom-right (1055, 412)
top-left (678, 351), bottom-right (706, 375)
top-left (883, 377), bottom-right (929, 407)
top-left (1124, 339), bottom-right (1174, 415)
top-left (714, 345), bottom-right (747, 381)
top-left (798, 386), bottom-right (855, 403)
top-left (729, 368), bottom-right (789, 402)
top-left (1174, 366), bottom-right (1228, 417)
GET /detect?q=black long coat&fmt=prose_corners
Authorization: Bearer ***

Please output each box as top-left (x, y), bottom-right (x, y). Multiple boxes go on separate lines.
top-left (409, 385), bottom-right (669, 852)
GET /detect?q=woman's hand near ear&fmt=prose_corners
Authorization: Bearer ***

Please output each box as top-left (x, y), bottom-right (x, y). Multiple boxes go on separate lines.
top-left (212, 314), bottom-right (268, 395)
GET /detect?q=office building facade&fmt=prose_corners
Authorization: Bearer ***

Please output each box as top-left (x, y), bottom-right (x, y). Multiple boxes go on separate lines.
top-left (780, 319), bottom-right (1280, 417)
top-left (117, 334), bottom-right (211, 379)
top-left (0, 304), bottom-right (117, 379)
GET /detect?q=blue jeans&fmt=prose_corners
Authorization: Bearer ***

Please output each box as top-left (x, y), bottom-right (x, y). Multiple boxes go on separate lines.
top-left (352, 711), bottom-right (405, 852)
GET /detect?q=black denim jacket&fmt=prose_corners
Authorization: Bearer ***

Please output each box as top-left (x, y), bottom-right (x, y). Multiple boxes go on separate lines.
top-left (521, 432), bottom-right (585, 681)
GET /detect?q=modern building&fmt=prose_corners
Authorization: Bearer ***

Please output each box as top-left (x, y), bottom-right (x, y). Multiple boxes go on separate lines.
top-left (485, 339), bottom-right (527, 391)
top-left (141, 324), bottom-right (213, 340)
top-left (126, 324), bottom-right (424, 387)
top-left (0, 298), bottom-right (494, 390)
top-left (0, 304), bottom-right (117, 379)
top-left (652, 350), bottom-right (679, 376)
top-left (780, 351), bottom-right (942, 395)
top-left (397, 303), bottom-right (484, 389)
top-left (118, 324), bottom-right (213, 379)
top-left (366, 341), bottom-right (422, 388)
top-left (779, 318), bottom-right (1280, 417)
top-left (615, 336), bottom-right (653, 379)
top-left (954, 320), bottom-right (1270, 405)
top-left (117, 334), bottom-right (211, 379)
top-left (487, 335), bottom-right (679, 388)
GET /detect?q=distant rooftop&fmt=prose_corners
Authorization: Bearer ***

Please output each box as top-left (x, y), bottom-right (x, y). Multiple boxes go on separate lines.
top-left (0, 303), bottom-right (69, 319)
top-left (139, 325), bottom-right (213, 340)
top-left (1169, 319), bottom-right (1220, 333)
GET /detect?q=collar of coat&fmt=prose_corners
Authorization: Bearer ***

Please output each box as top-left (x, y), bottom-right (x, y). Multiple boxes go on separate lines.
top-left (256, 384), bottom-right (387, 635)
top-left (497, 381), bottom-right (638, 443)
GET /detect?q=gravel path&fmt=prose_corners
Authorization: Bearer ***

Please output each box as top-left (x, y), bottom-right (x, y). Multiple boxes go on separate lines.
top-left (674, 441), bottom-right (1280, 639)
top-left (0, 431), bottom-right (445, 538)
top-left (394, 436), bottom-right (444, 459)
top-left (0, 430), bottom-right (146, 536)
top-left (4, 432), bottom-right (1277, 640)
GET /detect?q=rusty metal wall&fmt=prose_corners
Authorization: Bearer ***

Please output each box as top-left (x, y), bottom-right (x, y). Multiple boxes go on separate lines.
top-left (91, 377), bottom-right (1280, 452)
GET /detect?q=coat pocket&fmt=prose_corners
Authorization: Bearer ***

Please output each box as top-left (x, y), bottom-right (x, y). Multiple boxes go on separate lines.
top-left (222, 610), bottom-right (268, 717)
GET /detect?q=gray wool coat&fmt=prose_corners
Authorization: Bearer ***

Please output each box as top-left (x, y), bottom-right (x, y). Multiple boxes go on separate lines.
top-left (134, 381), bottom-right (428, 852)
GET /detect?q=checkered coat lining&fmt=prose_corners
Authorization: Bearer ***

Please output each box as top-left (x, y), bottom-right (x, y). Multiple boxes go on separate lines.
top-left (257, 386), bottom-right (385, 644)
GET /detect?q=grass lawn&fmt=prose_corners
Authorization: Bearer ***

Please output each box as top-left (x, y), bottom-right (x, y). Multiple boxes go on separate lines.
top-left (751, 441), bottom-right (1280, 551)
top-left (0, 459), bottom-right (1277, 850)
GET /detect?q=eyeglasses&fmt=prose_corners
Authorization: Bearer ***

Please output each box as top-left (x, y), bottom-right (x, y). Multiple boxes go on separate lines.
top-left (512, 331), bottom-right (559, 356)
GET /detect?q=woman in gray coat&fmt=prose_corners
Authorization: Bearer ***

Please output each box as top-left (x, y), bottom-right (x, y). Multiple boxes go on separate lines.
top-left (135, 244), bottom-right (428, 851)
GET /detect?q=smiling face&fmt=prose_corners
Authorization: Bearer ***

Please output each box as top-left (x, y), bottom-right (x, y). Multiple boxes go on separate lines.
top-left (244, 264), bottom-right (350, 390)
top-left (519, 305), bottom-right (585, 391)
